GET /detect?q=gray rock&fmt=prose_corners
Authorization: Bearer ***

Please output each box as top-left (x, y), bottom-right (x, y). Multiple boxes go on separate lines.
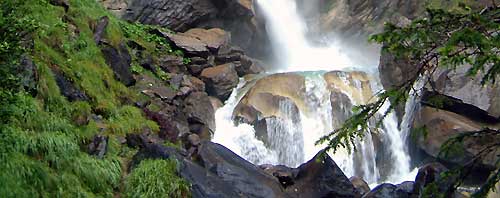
top-left (183, 92), bottom-right (216, 133)
top-left (100, 42), bottom-right (135, 86)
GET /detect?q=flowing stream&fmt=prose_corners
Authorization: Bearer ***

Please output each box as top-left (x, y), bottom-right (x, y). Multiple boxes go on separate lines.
top-left (212, 0), bottom-right (417, 185)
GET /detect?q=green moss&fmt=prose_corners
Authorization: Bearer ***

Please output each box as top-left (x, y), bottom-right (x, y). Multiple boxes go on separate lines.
top-left (106, 105), bottom-right (159, 135)
top-left (125, 159), bottom-right (191, 198)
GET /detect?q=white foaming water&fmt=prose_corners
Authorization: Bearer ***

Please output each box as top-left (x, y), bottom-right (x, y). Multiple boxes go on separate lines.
top-left (212, 0), bottom-right (417, 185)
top-left (257, 0), bottom-right (353, 72)
top-left (212, 80), bottom-right (279, 165)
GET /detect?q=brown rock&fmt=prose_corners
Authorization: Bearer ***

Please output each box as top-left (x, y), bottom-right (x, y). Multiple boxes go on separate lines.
top-left (350, 176), bottom-right (370, 195)
top-left (200, 63), bottom-right (239, 101)
top-left (183, 28), bottom-right (230, 51)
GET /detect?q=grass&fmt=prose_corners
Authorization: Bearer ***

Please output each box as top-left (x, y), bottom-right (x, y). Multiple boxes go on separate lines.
top-left (0, 0), bottom-right (190, 197)
top-left (125, 159), bottom-right (191, 198)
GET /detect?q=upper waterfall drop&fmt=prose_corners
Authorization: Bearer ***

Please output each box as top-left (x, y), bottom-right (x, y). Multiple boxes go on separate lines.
top-left (256, 0), bottom-right (354, 72)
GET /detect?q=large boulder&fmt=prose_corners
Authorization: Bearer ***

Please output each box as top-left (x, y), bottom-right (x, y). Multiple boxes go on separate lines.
top-left (413, 107), bottom-right (500, 168)
top-left (197, 141), bottom-right (287, 197)
top-left (286, 151), bottom-right (360, 198)
top-left (429, 66), bottom-right (500, 119)
top-left (200, 63), bottom-right (239, 101)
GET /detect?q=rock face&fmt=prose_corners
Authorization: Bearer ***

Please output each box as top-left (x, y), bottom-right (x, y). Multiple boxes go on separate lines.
top-left (200, 63), bottom-right (239, 101)
top-left (350, 176), bottom-right (370, 196)
top-left (117, 0), bottom-right (269, 57)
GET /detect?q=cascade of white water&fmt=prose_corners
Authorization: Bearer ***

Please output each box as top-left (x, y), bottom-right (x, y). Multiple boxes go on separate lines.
top-left (212, 0), bottom-right (417, 185)
top-left (256, 0), bottom-right (353, 72)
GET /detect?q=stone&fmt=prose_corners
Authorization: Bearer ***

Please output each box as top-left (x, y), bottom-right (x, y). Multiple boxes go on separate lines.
top-left (413, 107), bottom-right (500, 168)
top-left (413, 163), bottom-right (452, 197)
top-left (187, 134), bottom-right (201, 147)
top-left (396, 181), bottom-right (415, 195)
top-left (159, 54), bottom-right (186, 74)
top-left (93, 16), bottom-right (109, 44)
top-left (208, 96), bottom-right (223, 111)
top-left (197, 141), bottom-right (286, 197)
top-left (101, 42), bottom-right (136, 86)
top-left (53, 70), bottom-right (89, 102)
top-left (143, 100), bottom-right (191, 141)
top-left (363, 183), bottom-right (409, 198)
top-left (285, 151), bottom-right (359, 198)
top-left (183, 28), bottom-right (230, 51)
top-left (87, 134), bottom-right (108, 159)
top-left (135, 75), bottom-right (177, 101)
top-left (350, 176), bottom-right (370, 195)
top-left (181, 75), bottom-right (206, 92)
top-left (259, 164), bottom-right (298, 188)
top-left (157, 30), bottom-right (210, 57)
top-left (233, 55), bottom-right (264, 76)
top-left (49, 0), bottom-right (69, 12)
top-left (183, 92), bottom-right (216, 133)
top-left (18, 55), bottom-right (38, 96)
top-left (200, 63), bottom-right (239, 101)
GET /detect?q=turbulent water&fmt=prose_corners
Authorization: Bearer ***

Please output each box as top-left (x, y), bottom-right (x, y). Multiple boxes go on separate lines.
top-left (213, 0), bottom-right (417, 185)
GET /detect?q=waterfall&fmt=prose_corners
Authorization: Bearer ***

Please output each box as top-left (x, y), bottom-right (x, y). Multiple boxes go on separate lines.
top-left (257, 0), bottom-right (352, 72)
top-left (212, 0), bottom-right (417, 185)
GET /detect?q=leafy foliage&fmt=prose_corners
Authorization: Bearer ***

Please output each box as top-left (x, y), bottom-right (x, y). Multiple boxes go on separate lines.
top-left (125, 159), bottom-right (191, 198)
top-left (318, 4), bottom-right (500, 197)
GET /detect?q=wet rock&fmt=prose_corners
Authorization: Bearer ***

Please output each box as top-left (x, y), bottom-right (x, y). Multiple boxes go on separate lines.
top-left (87, 134), bottom-right (108, 159)
top-left (101, 42), bottom-right (135, 86)
top-left (93, 16), bottom-right (109, 44)
top-left (413, 163), bottom-right (452, 197)
top-left (363, 183), bottom-right (409, 198)
top-left (54, 70), bottom-right (89, 101)
top-left (396, 181), bottom-right (415, 195)
top-left (286, 151), bottom-right (359, 198)
top-left (331, 90), bottom-right (353, 127)
top-left (183, 92), bottom-right (216, 133)
top-left (197, 141), bottom-right (286, 197)
top-left (350, 176), bottom-right (370, 196)
top-left (200, 63), bottom-right (239, 101)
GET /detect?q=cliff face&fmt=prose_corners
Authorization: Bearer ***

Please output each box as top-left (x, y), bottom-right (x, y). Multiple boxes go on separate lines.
top-left (99, 0), bottom-right (271, 59)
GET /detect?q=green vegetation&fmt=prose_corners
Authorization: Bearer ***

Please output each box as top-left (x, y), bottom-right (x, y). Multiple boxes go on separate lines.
top-left (125, 159), bottom-right (191, 198)
top-left (318, 3), bottom-right (500, 197)
top-left (0, 0), bottom-right (190, 197)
